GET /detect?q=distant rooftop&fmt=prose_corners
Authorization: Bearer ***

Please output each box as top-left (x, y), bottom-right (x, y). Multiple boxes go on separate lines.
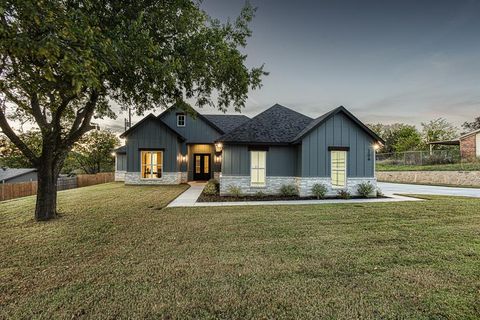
top-left (0, 168), bottom-right (37, 182)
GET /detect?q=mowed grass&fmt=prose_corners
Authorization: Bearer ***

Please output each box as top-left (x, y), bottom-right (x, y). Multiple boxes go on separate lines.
top-left (376, 162), bottom-right (480, 171)
top-left (1, 183), bottom-right (480, 319)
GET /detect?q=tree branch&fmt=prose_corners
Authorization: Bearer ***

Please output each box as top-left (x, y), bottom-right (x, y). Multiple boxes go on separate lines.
top-left (0, 106), bottom-right (39, 165)
top-left (30, 93), bottom-right (49, 129)
top-left (65, 89), bottom-right (99, 146)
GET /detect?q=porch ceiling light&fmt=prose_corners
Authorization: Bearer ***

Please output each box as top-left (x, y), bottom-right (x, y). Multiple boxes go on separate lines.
top-left (373, 142), bottom-right (381, 151)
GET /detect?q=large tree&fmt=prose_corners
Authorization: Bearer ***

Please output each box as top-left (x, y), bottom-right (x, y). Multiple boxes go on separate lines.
top-left (0, 0), bottom-right (266, 220)
top-left (421, 118), bottom-right (457, 149)
top-left (367, 123), bottom-right (423, 153)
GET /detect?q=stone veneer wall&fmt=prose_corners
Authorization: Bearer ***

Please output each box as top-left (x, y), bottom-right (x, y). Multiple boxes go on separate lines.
top-left (125, 172), bottom-right (183, 185)
top-left (220, 175), bottom-right (377, 197)
top-left (115, 170), bottom-right (126, 182)
top-left (377, 171), bottom-right (480, 187)
top-left (180, 172), bottom-right (188, 183)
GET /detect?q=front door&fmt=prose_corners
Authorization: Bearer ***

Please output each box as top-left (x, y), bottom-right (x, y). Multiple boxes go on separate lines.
top-left (193, 153), bottom-right (211, 180)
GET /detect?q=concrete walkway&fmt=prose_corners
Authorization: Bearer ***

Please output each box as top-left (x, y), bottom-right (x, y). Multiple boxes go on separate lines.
top-left (167, 182), bottom-right (206, 207)
top-left (378, 182), bottom-right (480, 198)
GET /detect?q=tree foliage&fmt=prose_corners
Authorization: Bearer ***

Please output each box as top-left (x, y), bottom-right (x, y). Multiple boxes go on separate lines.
top-left (368, 123), bottom-right (422, 153)
top-left (65, 130), bottom-right (119, 174)
top-left (462, 116), bottom-right (480, 133)
top-left (421, 118), bottom-right (457, 149)
top-left (0, 0), bottom-right (266, 220)
top-left (0, 130), bottom-right (41, 167)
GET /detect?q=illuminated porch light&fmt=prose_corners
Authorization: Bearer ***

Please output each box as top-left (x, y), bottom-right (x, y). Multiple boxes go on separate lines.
top-left (215, 142), bottom-right (223, 152)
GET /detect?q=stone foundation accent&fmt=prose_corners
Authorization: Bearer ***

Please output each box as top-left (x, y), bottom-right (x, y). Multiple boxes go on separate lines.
top-left (220, 175), bottom-right (377, 197)
top-left (377, 171), bottom-right (480, 187)
top-left (125, 172), bottom-right (183, 185)
top-left (296, 177), bottom-right (377, 197)
top-left (115, 170), bottom-right (126, 182)
top-left (180, 172), bottom-right (188, 183)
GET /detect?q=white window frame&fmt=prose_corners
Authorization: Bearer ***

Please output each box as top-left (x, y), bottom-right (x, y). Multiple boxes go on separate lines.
top-left (331, 150), bottom-right (347, 188)
top-left (250, 151), bottom-right (266, 187)
top-left (140, 150), bottom-right (163, 179)
top-left (176, 113), bottom-right (186, 127)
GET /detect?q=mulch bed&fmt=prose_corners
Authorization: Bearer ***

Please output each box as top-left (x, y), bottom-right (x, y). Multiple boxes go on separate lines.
top-left (197, 193), bottom-right (387, 202)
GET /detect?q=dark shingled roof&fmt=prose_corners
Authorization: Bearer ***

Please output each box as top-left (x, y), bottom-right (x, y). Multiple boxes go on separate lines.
top-left (0, 168), bottom-right (37, 182)
top-left (202, 114), bottom-right (250, 133)
top-left (217, 104), bottom-right (313, 144)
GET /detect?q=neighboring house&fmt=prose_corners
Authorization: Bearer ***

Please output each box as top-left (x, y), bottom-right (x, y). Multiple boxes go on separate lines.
top-left (428, 128), bottom-right (480, 160)
top-left (459, 129), bottom-right (480, 160)
top-left (0, 168), bottom-right (37, 183)
top-left (114, 104), bottom-right (384, 197)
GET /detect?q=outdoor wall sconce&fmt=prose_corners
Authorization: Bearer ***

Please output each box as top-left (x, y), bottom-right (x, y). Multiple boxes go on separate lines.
top-left (215, 155), bottom-right (222, 163)
top-left (215, 142), bottom-right (223, 152)
top-left (181, 154), bottom-right (187, 163)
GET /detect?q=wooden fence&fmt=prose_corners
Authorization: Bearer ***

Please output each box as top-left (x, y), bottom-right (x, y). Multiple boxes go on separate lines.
top-left (0, 172), bottom-right (114, 202)
top-left (77, 172), bottom-right (114, 188)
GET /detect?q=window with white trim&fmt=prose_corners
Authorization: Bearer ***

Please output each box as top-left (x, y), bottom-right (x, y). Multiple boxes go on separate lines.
top-left (176, 113), bottom-right (185, 127)
top-left (250, 151), bottom-right (266, 186)
top-left (331, 150), bottom-right (347, 187)
top-left (141, 151), bottom-right (163, 179)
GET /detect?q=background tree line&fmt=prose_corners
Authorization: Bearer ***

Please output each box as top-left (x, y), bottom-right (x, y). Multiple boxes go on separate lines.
top-left (0, 129), bottom-right (119, 174)
top-left (369, 116), bottom-right (479, 154)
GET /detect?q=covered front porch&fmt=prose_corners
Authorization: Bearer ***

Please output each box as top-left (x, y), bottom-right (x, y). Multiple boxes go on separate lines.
top-left (182, 143), bottom-right (222, 182)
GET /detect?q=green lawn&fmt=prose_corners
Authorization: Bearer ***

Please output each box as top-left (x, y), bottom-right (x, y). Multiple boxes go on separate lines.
top-left (1, 183), bottom-right (480, 319)
top-left (376, 162), bottom-right (480, 171)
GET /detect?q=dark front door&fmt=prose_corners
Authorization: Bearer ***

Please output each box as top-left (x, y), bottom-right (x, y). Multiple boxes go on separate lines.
top-left (193, 153), bottom-right (211, 181)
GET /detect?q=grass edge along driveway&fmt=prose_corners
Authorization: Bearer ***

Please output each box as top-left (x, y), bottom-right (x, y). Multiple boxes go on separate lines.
top-left (1, 183), bottom-right (479, 319)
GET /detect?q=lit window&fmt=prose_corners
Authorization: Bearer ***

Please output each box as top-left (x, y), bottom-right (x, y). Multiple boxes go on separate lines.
top-left (177, 114), bottom-right (185, 127)
top-left (141, 151), bottom-right (163, 179)
top-left (251, 151), bottom-right (266, 186)
top-left (331, 150), bottom-right (347, 187)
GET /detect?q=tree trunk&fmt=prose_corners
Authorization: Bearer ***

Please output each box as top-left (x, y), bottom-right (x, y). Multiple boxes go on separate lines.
top-left (34, 158), bottom-right (59, 221)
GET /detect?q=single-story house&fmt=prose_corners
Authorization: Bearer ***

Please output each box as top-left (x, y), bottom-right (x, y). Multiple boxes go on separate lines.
top-left (428, 128), bottom-right (480, 160)
top-left (0, 168), bottom-right (37, 183)
top-left (114, 104), bottom-right (384, 197)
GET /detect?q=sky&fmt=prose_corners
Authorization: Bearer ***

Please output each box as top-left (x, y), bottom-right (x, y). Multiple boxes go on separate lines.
top-left (102, 0), bottom-right (480, 132)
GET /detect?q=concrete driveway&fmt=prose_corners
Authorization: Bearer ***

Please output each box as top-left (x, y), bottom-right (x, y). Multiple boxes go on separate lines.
top-left (378, 182), bottom-right (480, 198)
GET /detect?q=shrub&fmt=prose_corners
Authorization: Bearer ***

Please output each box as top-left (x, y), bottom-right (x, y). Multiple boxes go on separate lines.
top-left (254, 191), bottom-right (266, 198)
top-left (203, 181), bottom-right (218, 195)
top-left (208, 178), bottom-right (219, 185)
top-left (227, 185), bottom-right (242, 197)
top-left (337, 189), bottom-right (351, 199)
top-left (377, 188), bottom-right (384, 198)
top-left (279, 184), bottom-right (298, 197)
top-left (357, 182), bottom-right (375, 198)
top-left (311, 183), bottom-right (328, 199)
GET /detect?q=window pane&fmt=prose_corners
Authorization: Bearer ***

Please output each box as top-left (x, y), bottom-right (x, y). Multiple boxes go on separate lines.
top-left (258, 151), bottom-right (266, 169)
top-left (195, 155), bottom-right (201, 173)
top-left (141, 151), bottom-right (163, 179)
top-left (251, 151), bottom-right (266, 185)
top-left (204, 155), bottom-right (209, 173)
top-left (251, 151), bottom-right (258, 168)
top-left (331, 151), bottom-right (347, 187)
